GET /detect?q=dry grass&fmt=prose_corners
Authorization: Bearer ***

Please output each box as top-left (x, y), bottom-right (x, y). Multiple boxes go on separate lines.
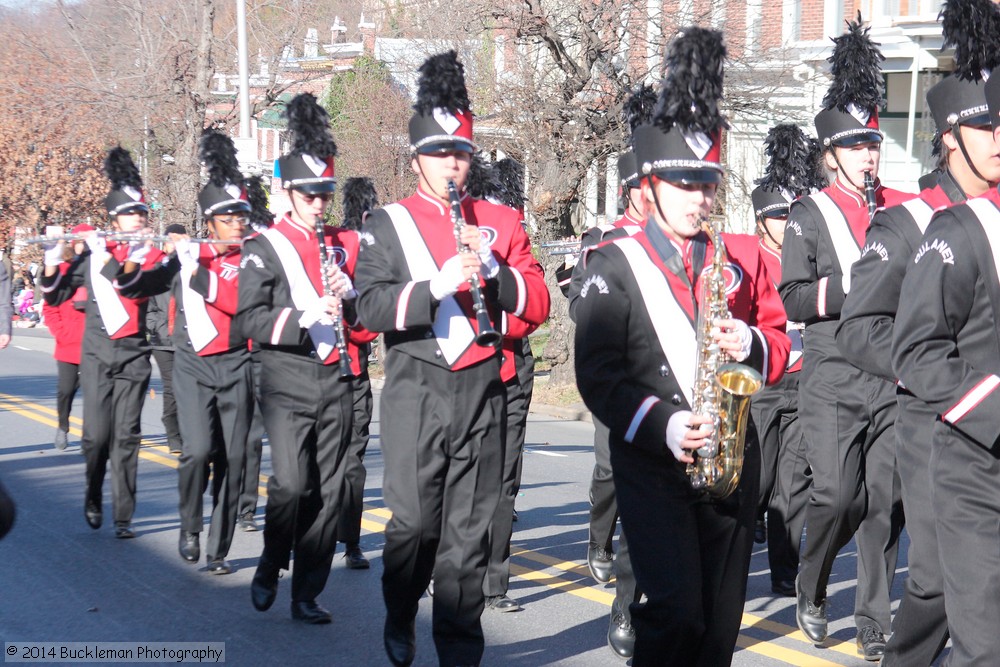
top-left (531, 375), bottom-right (583, 407)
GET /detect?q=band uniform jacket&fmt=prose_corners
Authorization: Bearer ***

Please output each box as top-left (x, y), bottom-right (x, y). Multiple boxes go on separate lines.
top-left (354, 187), bottom-right (548, 371)
top-left (758, 241), bottom-right (802, 374)
top-left (574, 229), bottom-right (789, 458)
top-left (566, 210), bottom-right (644, 321)
top-left (836, 172), bottom-right (966, 381)
top-left (892, 188), bottom-right (1000, 451)
top-left (779, 179), bottom-right (914, 333)
top-left (174, 243), bottom-right (247, 356)
top-left (41, 243), bottom-right (169, 340)
top-left (42, 264), bottom-right (86, 365)
top-left (236, 214), bottom-right (376, 373)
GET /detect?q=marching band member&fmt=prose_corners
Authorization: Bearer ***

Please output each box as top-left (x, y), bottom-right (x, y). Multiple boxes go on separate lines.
top-left (354, 51), bottom-right (548, 667)
top-left (778, 15), bottom-right (913, 657)
top-left (892, 71), bottom-right (1000, 667)
top-left (166, 130), bottom-right (254, 575)
top-left (845, 2), bottom-right (1000, 662)
top-left (574, 28), bottom-right (788, 666)
top-left (40, 147), bottom-right (168, 538)
top-left (748, 124), bottom-right (825, 597)
top-left (236, 94), bottom-right (375, 623)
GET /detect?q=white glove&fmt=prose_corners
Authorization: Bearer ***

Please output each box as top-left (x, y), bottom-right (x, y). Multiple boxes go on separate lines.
top-left (43, 241), bottom-right (64, 268)
top-left (127, 242), bottom-right (151, 265)
top-left (175, 239), bottom-right (200, 270)
top-left (85, 234), bottom-right (107, 259)
top-left (332, 271), bottom-right (357, 300)
top-left (429, 254), bottom-right (468, 301)
top-left (666, 410), bottom-right (694, 462)
top-left (841, 273), bottom-right (850, 294)
top-left (298, 296), bottom-right (334, 329)
top-left (729, 319), bottom-right (754, 363)
top-left (478, 248), bottom-right (500, 279)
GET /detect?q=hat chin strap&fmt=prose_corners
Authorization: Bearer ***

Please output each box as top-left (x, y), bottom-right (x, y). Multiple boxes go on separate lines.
top-left (757, 217), bottom-right (782, 250)
top-left (949, 123), bottom-right (991, 189)
top-left (646, 175), bottom-right (672, 234)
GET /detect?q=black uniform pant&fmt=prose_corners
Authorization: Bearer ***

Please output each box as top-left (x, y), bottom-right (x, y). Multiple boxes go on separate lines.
top-left (612, 431), bottom-right (760, 667)
top-left (484, 342), bottom-right (534, 598)
top-left (750, 371), bottom-right (810, 586)
top-left (257, 351), bottom-right (353, 602)
top-left (882, 392), bottom-right (948, 666)
top-left (798, 333), bottom-right (903, 632)
top-left (381, 353), bottom-right (505, 667)
top-left (240, 351), bottom-right (264, 518)
top-left (338, 369), bottom-right (372, 546)
top-left (56, 360), bottom-right (80, 433)
top-left (175, 349), bottom-right (252, 561)
top-left (151, 348), bottom-right (182, 450)
top-left (588, 417), bottom-right (640, 623)
top-left (80, 334), bottom-right (151, 524)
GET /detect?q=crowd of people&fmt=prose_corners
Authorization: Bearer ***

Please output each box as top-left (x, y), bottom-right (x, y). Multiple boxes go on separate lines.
top-left (3, 3), bottom-right (1000, 666)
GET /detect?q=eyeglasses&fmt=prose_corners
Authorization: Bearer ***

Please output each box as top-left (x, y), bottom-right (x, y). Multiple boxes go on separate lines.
top-left (298, 192), bottom-right (333, 202)
top-left (213, 216), bottom-right (247, 226)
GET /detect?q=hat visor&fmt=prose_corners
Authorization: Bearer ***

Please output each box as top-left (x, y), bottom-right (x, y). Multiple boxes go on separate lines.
top-left (291, 181), bottom-right (337, 195)
top-left (651, 167), bottom-right (723, 185)
top-left (114, 203), bottom-right (150, 215)
top-left (415, 140), bottom-right (476, 156)
top-left (759, 207), bottom-right (790, 220)
top-left (957, 111), bottom-right (992, 130)
top-left (831, 131), bottom-right (883, 148)
top-left (209, 202), bottom-right (252, 216)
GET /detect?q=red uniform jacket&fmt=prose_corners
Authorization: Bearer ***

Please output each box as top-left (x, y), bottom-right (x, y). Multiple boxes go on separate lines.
top-left (43, 264), bottom-right (86, 364)
top-left (174, 243), bottom-right (246, 356)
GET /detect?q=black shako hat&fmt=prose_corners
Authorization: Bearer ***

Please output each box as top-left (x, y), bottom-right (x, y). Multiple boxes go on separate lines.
top-left (617, 84), bottom-right (658, 189)
top-left (988, 75), bottom-right (1000, 131)
top-left (341, 177), bottom-right (379, 231)
top-left (275, 93), bottom-right (338, 194)
top-left (103, 147), bottom-right (150, 216)
top-left (633, 27), bottom-right (728, 185)
top-left (814, 12), bottom-right (885, 148)
top-left (928, 0), bottom-right (1000, 134)
top-left (751, 125), bottom-right (826, 220)
top-left (198, 130), bottom-right (251, 218)
top-left (409, 51), bottom-right (477, 155)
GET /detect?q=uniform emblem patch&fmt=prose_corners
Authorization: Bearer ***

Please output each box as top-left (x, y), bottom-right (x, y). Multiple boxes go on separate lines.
top-left (479, 226), bottom-right (498, 248)
top-left (787, 220), bottom-right (803, 237)
top-left (914, 238), bottom-right (955, 265)
top-left (580, 274), bottom-right (609, 298)
top-left (359, 231), bottom-right (375, 246)
top-left (862, 241), bottom-right (889, 262)
top-left (325, 246), bottom-right (349, 267)
top-left (220, 261), bottom-right (239, 280)
top-left (722, 264), bottom-right (743, 295)
top-left (240, 253), bottom-right (264, 269)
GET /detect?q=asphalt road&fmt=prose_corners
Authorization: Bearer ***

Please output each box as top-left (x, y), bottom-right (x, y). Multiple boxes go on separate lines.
top-left (0, 326), bottom-right (929, 666)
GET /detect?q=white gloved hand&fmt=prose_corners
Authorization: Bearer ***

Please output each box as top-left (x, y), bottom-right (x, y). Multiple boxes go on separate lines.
top-left (478, 248), bottom-right (500, 279)
top-left (298, 296), bottom-right (334, 330)
top-left (85, 234), bottom-right (107, 258)
top-left (729, 319), bottom-right (754, 363)
top-left (175, 239), bottom-right (199, 270)
top-left (429, 254), bottom-right (468, 301)
top-left (665, 410), bottom-right (694, 462)
top-left (43, 241), bottom-right (65, 268)
top-left (127, 242), bottom-right (151, 265)
top-left (332, 270), bottom-right (357, 300)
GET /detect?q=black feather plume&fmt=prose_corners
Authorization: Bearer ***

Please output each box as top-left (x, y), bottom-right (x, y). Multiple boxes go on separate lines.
top-left (413, 50), bottom-right (471, 116)
top-left (940, 0), bottom-right (1000, 81)
top-left (821, 12), bottom-right (885, 114)
top-left (653, 27), bottom-right (728, 136)
top-left (623, 84), bottom-right (658, 134)
top-left (757, 125), bottom-right (826, 198)
top-left (199, 130), bottom-right (243, 188)
top-left (245, 176), bottom-right (274, 230)
top-left (284, 93), bottom-right (338, 159)
top-left (103, 146), bottom-right (143, 190)
top-left (494, 158), bottom-right (525, 209)
top-left (465, 154), bottom-right (499, 200)
top-left (341, 177), bottom-right (379, 231)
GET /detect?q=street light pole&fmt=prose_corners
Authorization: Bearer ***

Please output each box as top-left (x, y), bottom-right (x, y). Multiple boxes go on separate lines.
top-left (237, 0), bottom-right (251, 140)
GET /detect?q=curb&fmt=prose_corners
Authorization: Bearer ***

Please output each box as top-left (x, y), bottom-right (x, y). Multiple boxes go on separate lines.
top-left (369, 377), bottom-right (592, 423)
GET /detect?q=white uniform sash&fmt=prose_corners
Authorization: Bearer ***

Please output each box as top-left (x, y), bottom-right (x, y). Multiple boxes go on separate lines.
top-left (812, 192), bottom-right (861, 292)
top-left (90, 256), bottom-right (130, 336)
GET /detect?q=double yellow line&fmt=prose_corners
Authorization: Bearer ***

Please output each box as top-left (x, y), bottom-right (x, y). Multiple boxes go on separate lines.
top-left (0, 391), bottom-right (859, 666)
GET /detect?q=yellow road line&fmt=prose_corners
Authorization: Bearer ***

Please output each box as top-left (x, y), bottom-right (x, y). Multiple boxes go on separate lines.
top-left (0, 394), bottom-right (851, 665)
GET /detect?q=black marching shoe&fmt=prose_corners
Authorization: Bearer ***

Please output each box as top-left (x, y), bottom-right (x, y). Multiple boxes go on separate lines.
top-left (587, 545), bottom-right (614, 584)
top-left (607, 613), bottom-right (636, 659)
top-left (754, 518), bottom-right (767, 544)
top-left (178, 531), bottom-right (200, 562)
top-left (485, 594), bottom-right (521, 613)
top-left (238, 512), bottom-right (258, 532)
top-left (250, 561), bottom-right (280, 612)
top-left (84, 500), bottom-right (102, 530)
top-left (795, 575), bottom-right (828, 645)
top-left (771, 579), bottom-right (796, 597)
top-left (343, 543), bottom-right (370, 570)
top-left (114, 522), bottom-right (135, 539)
top-left (206, 557), bottom-right (232, 575)
top-left (384, 616), bottom-right (416, 667)
top-left (856, 625), bottom-right (886, 661)
top-left (291, 599), bottom-right (332, 624)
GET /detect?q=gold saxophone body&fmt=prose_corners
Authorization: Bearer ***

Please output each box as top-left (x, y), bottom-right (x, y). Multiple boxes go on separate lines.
top-left (685, 217), bottom-right (764, 499)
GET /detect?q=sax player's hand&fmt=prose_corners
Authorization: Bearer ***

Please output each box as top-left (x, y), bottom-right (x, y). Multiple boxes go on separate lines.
top-left (712, 318), bottom-right (753, 363)
top-left (666, 411), bottom-right (714, 463)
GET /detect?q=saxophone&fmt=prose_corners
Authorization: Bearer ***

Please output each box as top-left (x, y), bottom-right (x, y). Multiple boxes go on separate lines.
top-left (685, 217), bottom-right (764, 499)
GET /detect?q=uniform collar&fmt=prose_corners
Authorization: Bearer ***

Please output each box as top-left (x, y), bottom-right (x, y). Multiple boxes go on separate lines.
top-left (759, 239), bottom-right (782, 261)
top-left (278, 213), bottom-right (315, 240)
top-left (937, 168), bottom-right (969, 204)
top-left (832, 179), bottom-right (867, 208)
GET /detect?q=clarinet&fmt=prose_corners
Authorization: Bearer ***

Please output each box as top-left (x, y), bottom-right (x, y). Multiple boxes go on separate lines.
top-left (447, 180), bottom-right (502, 348)
top-left (314, 215), bottom-right (354, 380)
top-left (863, 171), bottom-right (877, 221)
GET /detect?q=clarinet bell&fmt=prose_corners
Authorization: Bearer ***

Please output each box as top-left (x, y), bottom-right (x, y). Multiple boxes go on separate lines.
top-left (474, 312), bottom-right (502, 348)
